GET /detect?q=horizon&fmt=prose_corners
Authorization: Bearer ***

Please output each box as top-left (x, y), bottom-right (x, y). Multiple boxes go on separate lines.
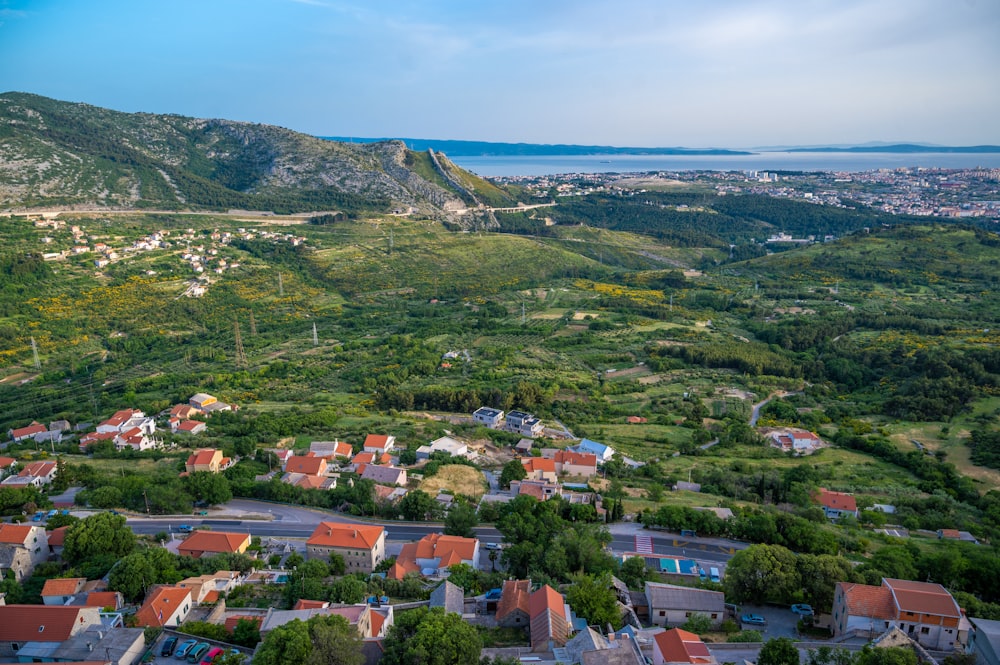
top-left (0, 1), bottom-right (998, 146)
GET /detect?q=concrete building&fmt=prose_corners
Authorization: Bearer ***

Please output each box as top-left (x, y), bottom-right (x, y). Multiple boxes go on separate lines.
top-left (306, 522), bottom-right (386, 573)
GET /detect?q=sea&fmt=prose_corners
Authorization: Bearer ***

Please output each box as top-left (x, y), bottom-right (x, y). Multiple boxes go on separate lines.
top-left (447, 152), bottom-right (1000, 177)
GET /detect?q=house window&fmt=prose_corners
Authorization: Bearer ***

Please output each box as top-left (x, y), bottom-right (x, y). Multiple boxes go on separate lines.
top-left (11, 643), bottom-right (20, 652)
top-left (685, 612), bottom-right (692, 618)
top-left (659, 611), bottom-right (665, 617)
top-left (712, 614), bottom-right (718, 619)
top-left (921, 627), bottom-right (929, 635)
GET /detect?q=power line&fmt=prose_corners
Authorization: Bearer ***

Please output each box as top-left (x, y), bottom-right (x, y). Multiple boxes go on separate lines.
top-left (234, 318), bottom-right (247, 369)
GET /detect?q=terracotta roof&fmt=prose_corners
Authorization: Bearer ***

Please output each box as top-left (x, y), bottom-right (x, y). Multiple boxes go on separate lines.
top-left (293, 599), bottom-right (330, 610)
top-left (47, 525), bottom-right (69, 547)
top-left (20, 460), bottom-right (56, 477)
top-left (938, 529), bottom-right (961, 539)
top-left (0, 456), bottom-right (16, 467)
top-left (555, 450), bottom-right (598, 467)
top-left (202, 590), bottom-right (220, 604)
top-left (286, 454), bottom-right (326, 475)
top-left (187, 449), bottom-right (220, 466)
top-left (41, 577), bottom-right (86, 597)
top-left (653, 628), bottom-right (714, 664)
top-left (816, 488), bottom-right (857, 512)
top-left (10, 423), bottom-right (48, 439)
top-left (177, 420), bottom-right (205, 433)
top-left (364, 434), bottom-right (393, 450)
top-left (352, 452), bottom-right (375, 465)
top-left (522, 457), bottom-right (556, 473)
top-left (0, 605), bottom-right (92, 641)
top-left (134, 587), bottom-right (193, 627)
top-left (387, 557), bottom-right (421, 580)
top-left (177, 531), bottom-right (250, 557)
top-left (497, 579), bottom-right (532, 621)
top-left (307, 522), bottom-right (384, 550)
top-left (85, 591), bottom-right (121, 609)
top-left (224, 615), bottom-right (263, 632)
top-left (838, 582), bottom-right (896, 619)
top-left (884, 578), bottom-right (961, 618)
top-left (518, 482), bottom-right (547, 500)
top-left (0, 523), bottom-right (33, 544)
top-left (390, 533), bottom-right (478, 577)
top-left (334, 441), bottom-right (353, 457)
top-left (370, 608), bottom-right (386, 636)
top-left (530, 584), bottom-right (566, 620)
top-left (103, 409), bottom-right (138, 427)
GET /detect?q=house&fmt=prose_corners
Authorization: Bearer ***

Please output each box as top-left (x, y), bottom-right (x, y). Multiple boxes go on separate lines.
top-left (8, 422), bottom-right (47, 442)
top-left (530, 584), bottom-right (572, 652)
top-left (515, 439), bottom-right (534, 454)
top-left (361, 464), bottom-right (407, 487)
top-left (387, 533), bottom-right (479, 579)
top-left (506, 411), bottom-right (544, 437)
top-left (363, 434), bottom-right (396, 454)
top-left (170, 403), bottom-right (201, 420)
top-left (285, 453), bottom-right (328, 476)
top-left (673, 481), bottom-right (701, 493)
top-left (185, 448), bottom-right (228, 474)
top-left (553, 449), bottom-right (598, 477)
top-left (521, 457), bottom-right (557, 482)
top-left (0, 456), bottom-right (16, 478)
top-left (0, 605), bottom-right (104, 659)
top-left (0, 524), bottom-right (48, 582)
top-left (430, 580), bottom-right (465, 615)
top-left (133, 586), bottom-right (193, 627)
top-left (652, 628), bottom-right (717, 665)
top-left (172, 419), bottom-right (207, 435)
top-left (177, 531), bottom-right (251, 559)
top-left (306, 522), bottom-right (386, 573)
top-left (576, 438), bottom-right (615, 462)
top-left (310, 440), bottom-right (354, 459)
top-left (177, 571), bottom-right (243, 604)
top-left (473, 407), bottom-right (505, 429)
top-left (416, 436), bottom-right (471, 460)
top-left (41, 577), bottom-right (87, 605)
top-left (189, 393), bottom-right (218, 410)
top-left (96, 409), bottom-right (153, 436)
top-left (832, 578), bottom-right (963, 650)
top-left (47, 525), bottom-right (69, 557)
top-left (645, 582), bottom-right (726, 628)
top-left (78, 430), bottom-right (116, 451)
top-left (85, 590), bottom-right (124, 610)
top-left (626, 416), bottom-right (648, 424)
top-left (19, 460), bottom-right (58, 485)
top-left (497, 579), bottom-right (532, 628)
top-left (509, 479), bottom-right (561, 501)
top-left (937, 529), bottom-right (979, 543)
top-left (283, 472), bottom-right (339, 490)
top-left (815, 488), bottom-right (859, 520)
top-left (114, 426), bottom-right (157, 452)
top-left (968, 617), bottom-right (1000, 665)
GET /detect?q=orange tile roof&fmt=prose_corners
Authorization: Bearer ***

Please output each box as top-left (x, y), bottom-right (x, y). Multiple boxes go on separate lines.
top-left (293, 599), bottom-right (330, 610)
top-left (554, 450), bottom-right (597, 466)
top-left (177, 531), bottom-right (250, 558)
top-left (938, 529), bottom-right (961, 539)
top-left (370, 609), bottom-right (386, 636)
top-left (85, 591), bottom-right (121, 609)
top-left (187, 449), bottom-right (220, 466)
top-left (352, 452), bottom-right (375, 465)
top-left (838, 582), bottom-right (896, 619)
top-left (334, 441), bottom-right (354, 458)
top-left (20, 460), bottom-right (56, 477)
top-left (286, 454), bottom-right (326, 475)
top-left (47, 525), bottom-right (69, 547)
top-left (41, 577), bottom-right (86, 597)
top-left (307, 522), bottom-right (384, 550)
top-left (0, 605), bottom-right (92, 641)
top-left (816, 488), bottom-right (857, 512)
top-left (0, 456), bottom-right (17, 467)
top-left (177, 420), bottom-right (205, 433)
top-left (10, 423), bottom-right (47, 439)
top-left (0, 523), bottom-right (33, 544)
top-left (530, 584), bottom-right (566, 620)
top-left (884, 578), bottom-right (961, 617)
top-left (387, 558), bottom-right (421, 580)
top-left (364, 434), bottom-right (393, 450)
top-left (224, 615), bottom-right (263, 632)
top-left (202, 590), bottom-right (220, 604)
top-left (654, 628), bottom-right (714, 664)
top-left (522, 457), bottom-right (556, 473)
top-left (497, 579), bottom-right (532, 621)
top-left (134, 587), bottom-right (192, 627)
top-left (388, 534), bottom-right (477, 577)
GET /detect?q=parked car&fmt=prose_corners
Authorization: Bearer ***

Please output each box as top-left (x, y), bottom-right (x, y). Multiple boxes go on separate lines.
top-left (791, 604), bottom-right (814, 616)
top-left (741, 614), bottom-right (766, 625)
top-left (174, 640), bottom-right (198, 659)
top-left (177, 524), bottom-right (193, 533)
top-left (485, 542), bottom-right (502, 550)
top-left (199, 647), bottom-right (224, 665)
top-left (709, 567), bottom-right (721, 583)
top-left (32, 512), bottom-right (44, 521)
top-left (47, 509), bottom-right (57, 517)
top-left (161, 636), bottom-right (178, 657)
top-left (186, 643), bottom-right (211, 663)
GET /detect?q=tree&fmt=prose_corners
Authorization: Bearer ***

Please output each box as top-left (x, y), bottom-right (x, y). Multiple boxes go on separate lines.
top-left (444, 500), bottom-right (478, 538)
top-left (109, 552), bottom-right (157, 603)
top-left (682, 613), bottom-right (714, 635)
top-left (619, 556), bottom-right (649, 590)
top-left (499, 460), bottom-right (526, 489)
top-left (797, 554), bottom-right (861, 613)
top-left (253, 619), bottom-right (313, 665)
top-left (328, 552), bottom-right (346, 576)
top-left (381, 607), bottom-right (482, 665)
top-left (399, 490), bottom-right (438, 521)
top-left (63, 512), bottom-right (136, 565)
top-left (231, 618), bottom-right (261, 648)
top-left (565, 573), bottom-right (621, 630)
top-left (758, 637), bottom-right (800, 665)
top-left (855, 646), bottom-right (917, 665)
top-left (184, 471), bottom-right (233, 506)
top-left (724, 544), bottom-right (800, 605)
top-left (306, 615), bottom-right (364, 665)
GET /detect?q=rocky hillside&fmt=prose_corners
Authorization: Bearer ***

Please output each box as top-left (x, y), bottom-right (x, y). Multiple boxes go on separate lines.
top-left (0, 92), bottom-right (510, 216)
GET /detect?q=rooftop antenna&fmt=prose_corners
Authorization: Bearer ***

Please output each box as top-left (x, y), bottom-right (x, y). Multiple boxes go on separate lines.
top-left (30, 337), bottom-right (40, 369)
top-left (234, 319), bottom-right (247, 369)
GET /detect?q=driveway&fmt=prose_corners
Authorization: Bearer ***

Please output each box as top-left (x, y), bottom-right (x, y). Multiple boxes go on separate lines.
top-left (738, 604), bottom-right (801, 638)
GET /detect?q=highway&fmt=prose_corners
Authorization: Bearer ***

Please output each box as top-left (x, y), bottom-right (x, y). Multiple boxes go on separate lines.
top-left (125, 499), bottom-right (741, 563)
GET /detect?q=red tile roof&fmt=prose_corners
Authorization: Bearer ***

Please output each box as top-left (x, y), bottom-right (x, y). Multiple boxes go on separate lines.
top-left (0, 605), bottom-right (92, 641)
top-left (85, 591), bottom-right (122, 609)
top-left (187, 449), bottom-right (220, 466)
top-left (306, 522), bottom-right (384, 550)
top-left (497, 579), bottom-right (532, 622)
top-left (224, 615), bottom-right (263, 632)
top-left (388, 533), bottom-right (478, 578)
top-left (364, 434), bottom-right (393, 450)
top-left (530, 584), bottom-right (566, 620)
top-left (554, 450), bottom-right (598, 467)
top-left (177, 531), bottom-right (250, 558)
top-left (0, 456), bottom-right (16, 468)
top-left (816, 488), bottom-right (857, 512)
top-left (176, 420), bottom-right (206, 433)
top-left (10, 423), bottom-right (48, 439)
top-left (654, 628), bottom-right (715, 664)
top-left (292, 599), bottom-right (330, 610)
top-left (837, 582), bottom-right (896, 619)
top-left (938, 529), bottom-right (961, 539)
top-left (522, 457), bottom-right (556, 473)
top-left (47, 525), bottom-right (69, 547)
top-left (19, 460), bottom-right (57, 478)
top-left (41, 577), bottom-right (86, 597)
top-left (285, 454), bottom-right (326, 475)
top-left (352, 452), bottom-right (375, 465)
top-left (134, 587), bottom-right (192, 627)
top-left (0, 523), bottom-right (33, 544)
top-left (884, 578), bottom-right (961, 617)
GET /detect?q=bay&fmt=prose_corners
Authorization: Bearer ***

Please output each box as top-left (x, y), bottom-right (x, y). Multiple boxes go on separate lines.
top-left (448, 152), bottom-right (1000, 177)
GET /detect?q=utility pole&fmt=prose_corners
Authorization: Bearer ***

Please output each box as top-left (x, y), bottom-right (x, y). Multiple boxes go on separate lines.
top-left (669, 294), bottom-right (673, 311)
top-left (249, 311), bottom-right (257, 337)
top-left (234, 319), bottom-right (247, 369)
top-left (142, 489), bottom-right (150, 514)
top-left (30, 337), bottom-right (40, 369)
top-left (278, 272), bottom-right (284, 297)
top-left (312, 323), bottom-right (319, 347)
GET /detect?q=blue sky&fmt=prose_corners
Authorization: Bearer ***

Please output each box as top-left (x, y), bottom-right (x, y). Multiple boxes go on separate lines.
top-left (1, 0), bottom-right (998, 147)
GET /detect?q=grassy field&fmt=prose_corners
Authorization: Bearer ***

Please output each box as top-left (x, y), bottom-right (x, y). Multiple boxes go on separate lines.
top-left (418, 464), bottom-right (487, 498)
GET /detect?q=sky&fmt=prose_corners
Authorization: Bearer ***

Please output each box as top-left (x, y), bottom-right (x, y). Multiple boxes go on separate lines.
top-left (1, 0), bottom-right (998, 147)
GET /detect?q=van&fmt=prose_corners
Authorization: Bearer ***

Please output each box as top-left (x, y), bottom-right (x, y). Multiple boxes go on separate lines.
top-left (709, 567), bottom-right (721, 583)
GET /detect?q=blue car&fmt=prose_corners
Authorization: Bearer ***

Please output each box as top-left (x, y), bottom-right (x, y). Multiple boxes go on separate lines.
top-left (741, 614), bottom-right (766, 625)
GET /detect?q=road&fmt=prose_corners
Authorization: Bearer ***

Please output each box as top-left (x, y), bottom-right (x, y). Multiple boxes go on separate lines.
top-left (125, 499), bottom-right (741, 563)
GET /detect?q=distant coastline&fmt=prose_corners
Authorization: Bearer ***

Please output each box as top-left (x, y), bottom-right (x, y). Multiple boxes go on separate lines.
top-left (319, 137), bottom-right (752, 157)
top-left (784, 143), bottom-right (1000, 154)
